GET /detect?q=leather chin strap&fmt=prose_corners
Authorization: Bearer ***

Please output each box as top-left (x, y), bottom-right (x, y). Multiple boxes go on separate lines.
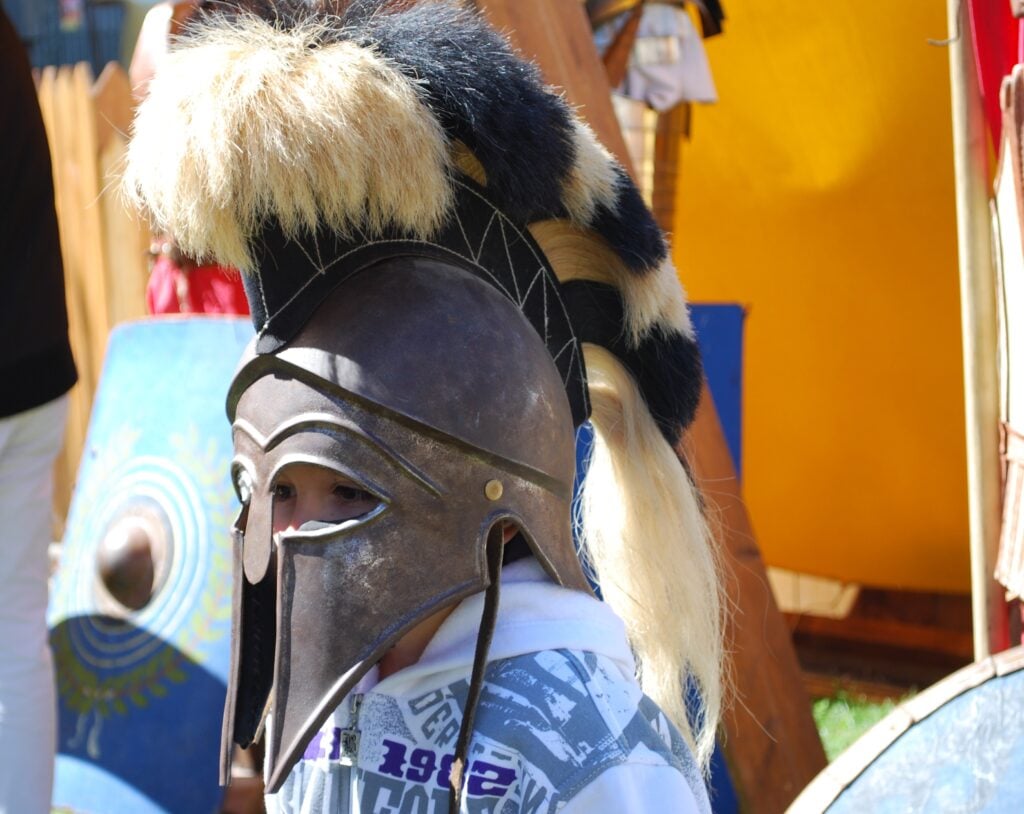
top-left (448, 527), bottom-right (504, 814)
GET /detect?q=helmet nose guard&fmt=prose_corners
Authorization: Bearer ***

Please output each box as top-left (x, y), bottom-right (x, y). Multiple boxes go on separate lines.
top-left (222, 260), bottom-right (588, 792)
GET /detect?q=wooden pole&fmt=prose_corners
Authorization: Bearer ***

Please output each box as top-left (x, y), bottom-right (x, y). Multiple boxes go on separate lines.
top-left (945, 0), bottom-right (1005, 659)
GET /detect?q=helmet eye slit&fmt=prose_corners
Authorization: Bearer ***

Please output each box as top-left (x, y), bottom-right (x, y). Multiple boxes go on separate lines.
top-left (269, 461), bottom-right (386, 533)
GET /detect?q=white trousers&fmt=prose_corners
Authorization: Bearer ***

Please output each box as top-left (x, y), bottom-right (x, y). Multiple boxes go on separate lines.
top-left (0, 395), bottom-right (68, 814)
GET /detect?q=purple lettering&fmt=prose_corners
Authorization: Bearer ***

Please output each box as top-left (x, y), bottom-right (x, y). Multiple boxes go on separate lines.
top-left (435, 754), bottom-right (454, 789)
top-left (406, 748), bottom-right (437, 783)
top-left (328, 727), bottom-right (343, 761)
top-left (378, 739), bottom-right (408, 779)
top-left (467, 760), bottom-right (516, 797)
top-left (302, 731), bottom-right (324, 760)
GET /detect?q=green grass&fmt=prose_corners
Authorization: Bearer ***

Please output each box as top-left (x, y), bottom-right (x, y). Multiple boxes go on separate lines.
top-left (812, 690), bottom-right (903, 761)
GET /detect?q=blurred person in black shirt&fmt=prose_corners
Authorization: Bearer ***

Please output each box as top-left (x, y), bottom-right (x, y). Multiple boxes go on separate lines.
top-left (0, 8), bottom-right (77, 813)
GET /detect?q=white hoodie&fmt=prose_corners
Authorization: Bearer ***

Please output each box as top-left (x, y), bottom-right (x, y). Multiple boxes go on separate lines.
top-left (266, 558), bottom-right (710, 814)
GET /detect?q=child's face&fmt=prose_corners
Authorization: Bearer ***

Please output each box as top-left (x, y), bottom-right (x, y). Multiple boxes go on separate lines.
top-left (270, 462), bottom-right (380, 534)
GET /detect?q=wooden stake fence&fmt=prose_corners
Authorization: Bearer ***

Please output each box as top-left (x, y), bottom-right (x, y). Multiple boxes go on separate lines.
top-left (35, 61), bottom-right (150, 526)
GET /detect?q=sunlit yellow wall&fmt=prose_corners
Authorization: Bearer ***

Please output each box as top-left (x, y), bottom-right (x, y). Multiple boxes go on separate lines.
top-left (677, 2), bottom-right (969, 591)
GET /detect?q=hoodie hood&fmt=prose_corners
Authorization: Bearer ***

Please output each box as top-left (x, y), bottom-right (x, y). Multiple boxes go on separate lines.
top-left (373, 558), bottom-right (636, 699)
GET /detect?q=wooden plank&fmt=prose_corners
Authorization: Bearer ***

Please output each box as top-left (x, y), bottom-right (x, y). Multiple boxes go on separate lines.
top-left (473, 2), bottom-right (828, 809)
top-left (787, 613), bottom-right (975, 662)
top-left (99, 136), bottom-right (150, 326)
top-left (652, 102), bottom-right (690, 232)
top-left (94, 62), bottom-right (149, 326)
top-left (48, 66), bottom-right (93, 520)
top-left (851, 585), bottom-right (972, 630)
top-left (37, 67), bottom-right (81, 523)
top-left (789, 587), bottom-right (974, 689)
top-left (686, 388), bottom-right (828, 812)
top-left (54, 67), bottom-right (94, 395)
top-left (71, 62), bottom-right (111, 378)
top-left (793, 636), bottom-right (968, 694)
top-left (92, 61), bottom-right (134, 154)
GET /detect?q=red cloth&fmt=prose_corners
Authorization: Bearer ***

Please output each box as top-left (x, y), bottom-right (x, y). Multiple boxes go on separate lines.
top-left (967, 0), bottom-right (1024, 147)
top-left (146, 255), bottom-right (249, 316)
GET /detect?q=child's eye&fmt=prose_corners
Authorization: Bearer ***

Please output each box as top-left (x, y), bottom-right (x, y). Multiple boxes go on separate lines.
top-left (273, 483), bottom-right (295, 501)
top-left (334, 484), bottom-right (375, 502)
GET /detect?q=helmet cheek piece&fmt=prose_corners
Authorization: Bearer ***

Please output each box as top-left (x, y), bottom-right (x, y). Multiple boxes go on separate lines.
top-left (220, 505), bottom-right (277, 785)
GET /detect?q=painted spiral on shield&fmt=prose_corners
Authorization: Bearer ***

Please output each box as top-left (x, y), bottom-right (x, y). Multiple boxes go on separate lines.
top-left (49, 424), bottom-right (233, 758)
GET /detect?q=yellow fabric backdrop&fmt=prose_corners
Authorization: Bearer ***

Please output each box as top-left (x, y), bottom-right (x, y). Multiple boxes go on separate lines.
top-left (677, 1), bottom-right (970, 591)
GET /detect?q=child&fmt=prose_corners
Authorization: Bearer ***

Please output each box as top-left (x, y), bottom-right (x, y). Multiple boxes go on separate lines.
top-left (125, 2), bottom-right (724, 811)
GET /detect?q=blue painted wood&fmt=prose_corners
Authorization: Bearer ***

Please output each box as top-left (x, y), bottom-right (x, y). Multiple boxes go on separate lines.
top-left (49, 317), bottom-right (253, 814)
top-left (690, 304), bottom-right (745, 477)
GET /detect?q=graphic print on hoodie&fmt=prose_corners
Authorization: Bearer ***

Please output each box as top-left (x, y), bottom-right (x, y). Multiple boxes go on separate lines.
top-left (266, 559), bottom-right (710, 814)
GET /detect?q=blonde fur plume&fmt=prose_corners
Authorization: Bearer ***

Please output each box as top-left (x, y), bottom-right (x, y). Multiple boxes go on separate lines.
top-left (530, 220), bottom-right (694, 345)
top-left (579, 345), bottom-right (724, 770)
top-left (561, 120), bottom-right (619, 226)
top-left (124, 15), bottom-right (452, 271)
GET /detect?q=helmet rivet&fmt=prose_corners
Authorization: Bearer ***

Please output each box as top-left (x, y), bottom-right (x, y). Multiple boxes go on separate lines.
top-left (484, 479), bottom-right (504, 501)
